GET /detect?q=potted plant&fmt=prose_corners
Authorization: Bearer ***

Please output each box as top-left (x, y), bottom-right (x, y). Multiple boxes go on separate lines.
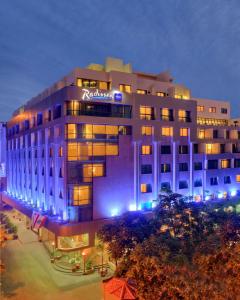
top-left (85, 259), bottom-right (94, 275)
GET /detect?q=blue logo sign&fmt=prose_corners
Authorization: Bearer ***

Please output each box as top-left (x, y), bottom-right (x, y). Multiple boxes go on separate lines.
top-left (114, 93), bottom-right (122, 102)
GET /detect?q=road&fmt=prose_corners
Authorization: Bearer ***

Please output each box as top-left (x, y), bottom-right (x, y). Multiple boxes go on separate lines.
top-left (0, 212), bottom-right (104, 300)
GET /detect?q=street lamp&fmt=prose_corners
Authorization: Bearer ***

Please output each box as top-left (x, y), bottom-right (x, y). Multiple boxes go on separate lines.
top-left (82, 251), bottom-right (86, 274)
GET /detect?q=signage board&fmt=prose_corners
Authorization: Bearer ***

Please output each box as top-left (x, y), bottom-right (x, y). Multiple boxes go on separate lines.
top-left (81, 89), bottom-right (122, 102)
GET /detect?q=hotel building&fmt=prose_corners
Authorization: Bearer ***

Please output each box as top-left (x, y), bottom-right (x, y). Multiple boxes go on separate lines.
top-left (2, 57), bottom-right (240, 252)
top-left (0, 122), bottom-right (7, 191)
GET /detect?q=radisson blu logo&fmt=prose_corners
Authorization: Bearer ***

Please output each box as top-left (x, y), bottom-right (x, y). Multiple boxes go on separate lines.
top-left (81, 89), bottom-right (122, 102)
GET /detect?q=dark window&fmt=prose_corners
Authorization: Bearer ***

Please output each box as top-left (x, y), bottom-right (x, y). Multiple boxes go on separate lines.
top-left (161, 145), bottom-right (171, 154)
top-left (210, 177), bottom-right (218, 185)
top-left (221, 108), bottom-right (228, 114)
top-left (161, 182), bottom-right (171, 190)
top-left (194, 179), bottom-right (202, 187)
top-left (49, 167), bottom-right (53, 177)
top-left (224, 176), bottom-right (231, 184)
top-left (194, 162), bottom-right (202, 170)
top-left (37, 113), bottom-right (43, 125)
top-left (59, 168), bottom-right (63, 178)
top-left (220, 144), bottom-right (225, 153)
top-left (53, 105), bottom-right (62, 119)
top-left (24, 120), bottom-right (30, 130)
top-left (141, 164), bottom-right (152, 174)
top-left (48, 109), bottom-right (52, 121)
top-left (234, 159), bottom-right (240, 168)
top-left (179, 163), bottom-right (188, 172)
top-left (15, 124), bottom-right (19, 134)
top-left (179, 145), bottom-right (188, 154)
top-left (161, 164), bottom-right (171, 173)
top-left (213, 130), bottom-right (218, 138)
top-left (179, 181), bottom-right (188, 189)
top-left (193, 144), bottom-right (199, 154)
top-left (233, 144), bottom-right (240, 153)
top-left (226, 131), bottom-right (230, 139)
top-left (66, 101), bottom-right (132, 119)
top-left (208, 160), bottom-right (218, 169)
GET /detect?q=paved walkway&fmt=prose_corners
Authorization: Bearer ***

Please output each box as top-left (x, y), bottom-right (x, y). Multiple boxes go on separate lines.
top-left (0, 211), bottom-right (104, 300)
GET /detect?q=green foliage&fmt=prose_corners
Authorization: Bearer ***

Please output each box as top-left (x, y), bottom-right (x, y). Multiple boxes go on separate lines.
top-left (98, 191), bottom-right (240, 299)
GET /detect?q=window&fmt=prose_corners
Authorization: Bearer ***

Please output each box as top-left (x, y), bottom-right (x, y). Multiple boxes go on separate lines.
top-left (160, 108), bottom-right (174, 121)
top-left (161, 164), bottom-right (171, 173)
top-left (49, 147), bottom-right (53, 157)
top-left (220, 159), bottom-right (231, 169)
top-left (66, 124), bottom-right (77, 139)
top-left (208, 160), bottom-right (218, 169)
top-left (141, 183), bottom-right (152, 193)
top-left (58, 234), bottom-right (89, 250)
top-left (139, 106), bottom-right (155, 120)
top-left (213, 130), bottom-right (218, 138)
top-left (141, 164), bottom-right (152, 174)
top-left (193, 144), bottom-right (199, 154)
top-left (137, 89), bottom-right (147, 94)
top-left (234, 159), bottom-right (240, 168)
top-left (53, 105), bottom-right (61, 119)
top-left (197, 105), bottom-right (204, 112)
top-left (221, 108), bottom-right (228, 114)
top-left (194, 162), bottom-right (203, 170)
top-left (72, 186), bottom-right (91, 205)
top-left (180, 128), bottom-right (189, 137)
top-left (161, 127), bottom-right (173, 136)
top-left (37, 113), bottom-right (43, 126)
top-left (198, 129), bottom-right (205, 139)
top-left (224, 176), bottom-right (231, 184)
top-left (210, 177), bottom-right (218, 185)
top-left (83, 164), bottom-right (104, 180)
top-left (179, 145), bottom-right (188, 154)
top-left (119, 84), bottom-right (131, 93)
top-left (161, 145), bottom-right (171, 154)
top-left (194, 179), bottom-right (202, 187)
top-left (178, 110), bottom-right (191, 122)
top-left (236, 175), bottom-right (240, 182)
top-left (179, 163), bottom-right (188, 172)
top-left (141, 126), bottom-right (153, 136)
top-left (141, 145), bottom-right (152, 155)
top-left (157, 92), bottom-right (166, 97)
top-left (209, 107), bottom-right (216, 113)
top-left (161, 182), bottom-right (171, 190)
top-left (205, 144), bottom-right (220, 154)
top-left (99, 81), bottom-right (109, 90)
top-left (58, 146), bottom-right (63, 157)
top-left (179, 181), bottom-right (188, 189)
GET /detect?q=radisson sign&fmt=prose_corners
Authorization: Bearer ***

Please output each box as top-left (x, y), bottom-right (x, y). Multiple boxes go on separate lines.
top-left (81, 89), bottom-right (122, 102)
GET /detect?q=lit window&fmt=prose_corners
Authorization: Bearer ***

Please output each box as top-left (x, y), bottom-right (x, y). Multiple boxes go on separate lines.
top-left (119, 84), bottom-right (131, 93)
top-left (157, 92), bottom-right (166, 97)
top-left (76, 78), bottom-right (82, 87)
top-left (58, 146), bottom-right (63, 157)
top-left (197, 105), bottom-right (204, 112)
top-left (141, 145), bottom-right (152, 155)
top-left (205, 144), bottom-right (220, 154)
top-left (67, 124), bottom-right (77, 139)
top-left (178, 110), bottom-right (186, 120)
top-left (137, 89), bottom-right (147, 94)
top-left (67, 143), bottom-right (78, 161)
top-left (236, 175), bottom-right (240, 182)
top-left (58, 234), bottom-right (89, 250)
top-left (140, 184), bottom-right (152, 193)
top-left (161, 127), bottom-right (173, 136)
top-left (99, 81), bottom-right (109, 90)
top-left (106, 144), bottom-right (118, 155)
top-left (73, 186), bottom-right (91, 205)
top-left (106, 126), bottom-right (118, 135)
top-left (141, 126), bottom-right (153, 136)
top-left (221, 159), bottom-right (230, 169)
top-left (180, 128), bottom-right (189, 137)
top-left (198, 129), bottom-right (205, 139)
top-left (140, 106), bottom-right (154, 120)
top-left (209, 107), bottom-right (217, 113)
top-left (83, 164), bottom-right (104, 180)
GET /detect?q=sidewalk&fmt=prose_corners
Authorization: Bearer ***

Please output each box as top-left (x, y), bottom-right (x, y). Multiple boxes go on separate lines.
top-left (1, 210), bottom-right (104, 300)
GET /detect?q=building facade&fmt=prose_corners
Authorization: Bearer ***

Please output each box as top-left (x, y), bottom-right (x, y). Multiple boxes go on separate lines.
top-left (2, 57), bottom-right (240, 252)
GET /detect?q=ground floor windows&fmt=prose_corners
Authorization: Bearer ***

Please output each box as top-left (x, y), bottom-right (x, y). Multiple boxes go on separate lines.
top-left (179, 181), bottom-right (188, 189)
top-left (58, 234), bottom-right (89, 250)
top-left (141, 184), bottom-right (152, 193)
top-left (236, 175), bottom-right (240, 182)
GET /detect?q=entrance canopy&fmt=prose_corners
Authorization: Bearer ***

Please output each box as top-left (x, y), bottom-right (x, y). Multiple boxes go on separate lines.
top-left (103, 277), bottom-right (136, 300)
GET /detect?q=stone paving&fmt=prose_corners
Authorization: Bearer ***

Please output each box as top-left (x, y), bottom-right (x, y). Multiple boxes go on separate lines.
top-left (0, 211), bottom-right (105, 300)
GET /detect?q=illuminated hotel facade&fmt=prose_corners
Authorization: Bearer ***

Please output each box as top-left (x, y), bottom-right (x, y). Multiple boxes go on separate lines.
top-left (2, 57), bottom-right (240, 251)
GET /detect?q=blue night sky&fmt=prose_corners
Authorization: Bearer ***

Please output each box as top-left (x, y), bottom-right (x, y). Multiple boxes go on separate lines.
top-left (0, 0), bottom-right (239, 121)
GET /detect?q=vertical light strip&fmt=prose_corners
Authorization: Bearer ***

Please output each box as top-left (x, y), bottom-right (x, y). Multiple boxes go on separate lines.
top-left (172, 141), bottom-right (176, 192)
